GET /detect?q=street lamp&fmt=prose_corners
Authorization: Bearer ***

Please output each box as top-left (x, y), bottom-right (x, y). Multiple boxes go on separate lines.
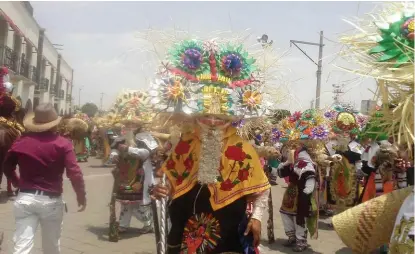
top-left (290, 31), bottom-right (324, 109)
top-left (78, 85), bottom-right (84, 108)
top-left (257, 34), bottom-right (273, 48)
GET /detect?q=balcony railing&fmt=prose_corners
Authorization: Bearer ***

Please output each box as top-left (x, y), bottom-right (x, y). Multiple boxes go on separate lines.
top-left (41, 78), bottom-right (49, 92)
top-left (0, 46), bottom-right (19, 73)
top-left (49, 84), bottom-right (56, 95)
top-left (31, 66), bottom-right (37, 82)
top-left (20, 54), bottom-right (30, 78)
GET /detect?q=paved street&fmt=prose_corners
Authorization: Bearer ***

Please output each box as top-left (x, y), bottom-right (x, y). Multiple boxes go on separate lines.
top-left (0, 157), bottom-right (352, 254)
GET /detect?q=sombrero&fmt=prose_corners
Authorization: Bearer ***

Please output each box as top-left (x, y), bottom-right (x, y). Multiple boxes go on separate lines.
top-left (24, 103), bottom-right (62, 132)
top-left (332, 187), bottom-right (413, 253)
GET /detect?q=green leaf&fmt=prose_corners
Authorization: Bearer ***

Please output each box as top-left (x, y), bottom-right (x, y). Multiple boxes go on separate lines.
top-left (216, 175), bottom-right (224, 182)
top-left (238, 161), bottom-right (244, 168)
top-left (378, 48), bottom-right (402, 62)
top-left (396, 53), bottom-right (410, 63)
top-left (245, 162), bottom-right (251, 170)
top-left (246, 154), bottom-right (252, 160)
top-left (232, 179), bottom-right (240, 185)
top-left (369, 44), bottom-right (393, 54)
top-left (235, 142), bottom-right (243, 148)
top-left (170, 171), bottom-right (178, 177)
top-left (182, 171), bottom-right (190, 177)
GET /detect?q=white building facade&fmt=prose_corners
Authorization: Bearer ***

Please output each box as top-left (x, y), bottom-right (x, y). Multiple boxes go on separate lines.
top-left (0, 1), bottom-right (73, 115)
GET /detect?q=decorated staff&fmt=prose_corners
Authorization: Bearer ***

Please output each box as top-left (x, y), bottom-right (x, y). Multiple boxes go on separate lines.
top-left (144, 30), bottom-right (285, 253)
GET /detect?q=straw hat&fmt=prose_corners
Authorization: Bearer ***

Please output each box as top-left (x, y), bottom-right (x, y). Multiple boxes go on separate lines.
top-left (333, 187), bottom-right (413, 253)
top-left (23, 103), bottom-right (62, 132)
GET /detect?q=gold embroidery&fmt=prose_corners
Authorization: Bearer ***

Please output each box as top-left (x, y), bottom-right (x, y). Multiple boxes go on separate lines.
top-left (389, 216), bottom-right (414, 254)
top-left (0, 117), bottom-right (24, 134)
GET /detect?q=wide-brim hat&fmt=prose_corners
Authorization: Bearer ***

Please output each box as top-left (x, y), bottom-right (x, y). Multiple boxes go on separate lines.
top-left (333, 187), bottom-right (413, 253)
top-left (24, 103), bottom-right (62, 132)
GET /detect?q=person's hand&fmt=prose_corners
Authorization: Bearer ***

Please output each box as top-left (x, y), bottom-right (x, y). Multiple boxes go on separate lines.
top-left (111, 154), bottom-right (119, 164)
top-left (244, 218), bottom-right (262, 247)
top-left (331, 154), bottom-right (342, 162)
top-left (78, 199), bottom-right (87, 212)
top-left (150, 184), bottom-right (170, 200)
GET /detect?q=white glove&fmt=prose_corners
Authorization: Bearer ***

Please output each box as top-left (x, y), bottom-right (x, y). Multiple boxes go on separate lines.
top-left (303, 178), bottom-right (316, 194)
top-left (331, 154), bottom-right (342, 162)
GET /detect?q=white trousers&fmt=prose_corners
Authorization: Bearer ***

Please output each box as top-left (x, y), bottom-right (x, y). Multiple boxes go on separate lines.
top-left (119, 203), bottom-right (152, 228)
top-left (280, 213), bottom-right (307, 241)
top-left (13, 192), bottom-right (65, 254)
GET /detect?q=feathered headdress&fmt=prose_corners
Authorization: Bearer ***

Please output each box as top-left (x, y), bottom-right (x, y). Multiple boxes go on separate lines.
top-left (337, 2), bottom-right (414, 147)
top-left (324, 104), bottom-right (369, 135)
top-left (146, 32), bottom-right (282, 121)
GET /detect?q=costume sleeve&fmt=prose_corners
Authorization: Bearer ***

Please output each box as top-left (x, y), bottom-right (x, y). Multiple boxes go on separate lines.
top-left (303, 178), bottom-right (316, 194)
top-left (127, 147), bottom-right (150, 160)
top-left (64, 142), bottom-right (86, 205)
top-left (251, 189), bottom-right (269, 221)
top-left (276, 162), bottom-right (292, 178)
top-left (361, 160), bottom-right (375, 176)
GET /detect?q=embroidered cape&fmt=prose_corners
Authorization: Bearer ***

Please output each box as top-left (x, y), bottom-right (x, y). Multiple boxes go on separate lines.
top-left (161, 126), bottom-right (270, 211)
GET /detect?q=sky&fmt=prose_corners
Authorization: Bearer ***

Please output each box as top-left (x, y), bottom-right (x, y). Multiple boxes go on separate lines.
top-left (31, 1), bottom-right (380, 112)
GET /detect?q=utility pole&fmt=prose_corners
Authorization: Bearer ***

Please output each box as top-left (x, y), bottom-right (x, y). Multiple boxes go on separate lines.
top-left (290, 31), bottom-right (324, 109)
top-left (78, 85), bottom-right (84, 108)
top-left (332, 84), bottom-right (344, 105)
top-left (100, 92), bottom-right (105, 110)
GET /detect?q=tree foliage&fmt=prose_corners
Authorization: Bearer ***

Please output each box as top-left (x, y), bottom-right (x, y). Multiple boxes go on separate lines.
top-left (81, 103), bottom-right (99, 117)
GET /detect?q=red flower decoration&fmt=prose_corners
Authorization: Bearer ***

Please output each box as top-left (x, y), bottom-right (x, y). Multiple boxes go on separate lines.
top-left (225, 146), bottom-right (247, 161)
top-left (297, 160), bottom-right (308, 169)
top-left (167, 159), bottom-right (176, 169)
top-left (176, 175), bottom-right (184, 185)
top-left (238, 170), bottom-right (249, 181)
top-left (184, 157), bottom-right (194, 171)
top-left (175, 141), bottom-right (191, 155)
top-left (220, 179), bottom-right (234, 191)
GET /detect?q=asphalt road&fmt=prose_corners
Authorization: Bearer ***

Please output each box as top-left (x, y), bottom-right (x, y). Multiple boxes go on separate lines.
top-left (0, 157), bottom-right (352, 254)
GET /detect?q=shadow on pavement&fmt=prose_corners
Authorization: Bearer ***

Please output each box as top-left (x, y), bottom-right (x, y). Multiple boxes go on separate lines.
top-left (335, 247), bottom-right (353, 253)
top-left (261, 238), bottom-right (323, 254)
top-left (86, 225), bottom-right (144, 242)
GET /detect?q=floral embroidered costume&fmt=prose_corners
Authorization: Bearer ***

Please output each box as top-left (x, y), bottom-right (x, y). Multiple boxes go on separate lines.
top-left (323, 106), bottom-right (368, 212)
top-left (107, 90), bottom-right (158, 239)
top-left (272, 109), bottom-right (331, 252)
top-left (145, 31), bottom-right (281, 253)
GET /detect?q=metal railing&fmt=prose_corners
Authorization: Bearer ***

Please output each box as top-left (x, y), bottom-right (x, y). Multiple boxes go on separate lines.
top-left (49, 84), bottom-right (55, 95)
top-left (0, 46), bottom-right (19, 73)
top-left (41, 78), bottom-right (49, 92)
top-left (31, 66), bottom-right (37, 82)
top-left (20, 54), bottom-right (30, 78)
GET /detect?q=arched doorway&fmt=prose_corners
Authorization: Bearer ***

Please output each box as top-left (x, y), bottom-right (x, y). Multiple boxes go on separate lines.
top-left (33, 97), bottom-right (40, 109)
top-left (25, 99), bottom-right (32, 114)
